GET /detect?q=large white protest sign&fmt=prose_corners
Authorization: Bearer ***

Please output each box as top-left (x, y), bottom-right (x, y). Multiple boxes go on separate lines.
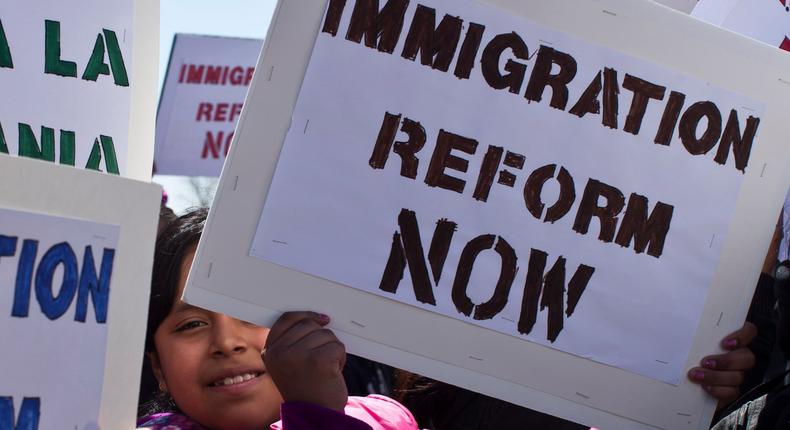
top-left (251, 0), bottom-right (759, 386)
top-left (0, 156), bottom-right (161, 429)
top-left (0, 0), bottom-right (158, 180)
top-left (155, 34), bottom-right (262, 177)
top-left (185, 1), bottom-right (790, 428)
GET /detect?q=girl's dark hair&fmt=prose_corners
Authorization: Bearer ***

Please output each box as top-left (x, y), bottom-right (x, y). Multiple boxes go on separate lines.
top-left (138, 208), bottom-right (208, 416)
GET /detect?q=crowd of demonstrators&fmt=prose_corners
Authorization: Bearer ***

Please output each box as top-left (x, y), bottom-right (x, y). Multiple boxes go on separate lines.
top-left (134, 205), bottom-right (790, 430)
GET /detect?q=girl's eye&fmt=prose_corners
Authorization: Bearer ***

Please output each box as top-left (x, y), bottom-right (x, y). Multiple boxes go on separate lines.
top-left (175, 320), bottom-right (207, 332)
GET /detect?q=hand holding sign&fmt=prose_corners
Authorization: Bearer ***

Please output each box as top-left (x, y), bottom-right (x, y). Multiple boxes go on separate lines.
top-left (264, 312), bottom-right (348, 412)
top-left (687, 322), bottom-right (757, 406)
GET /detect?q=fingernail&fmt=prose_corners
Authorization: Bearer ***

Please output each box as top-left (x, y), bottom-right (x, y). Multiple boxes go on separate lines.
top-left (703, 385), bottom-right (712, 392)
top-left (318, 313), bottom-right (330, 322)
top-left (723, 338), bottom-right (738, 348)
top-left (690, 370), bottom-right (705, 381)
top-left (702, 359), bottom-right (717, 369)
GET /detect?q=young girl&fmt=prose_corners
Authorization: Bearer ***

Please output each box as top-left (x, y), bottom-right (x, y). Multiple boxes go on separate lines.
top-left (137, 208), bottom-right (419, 430)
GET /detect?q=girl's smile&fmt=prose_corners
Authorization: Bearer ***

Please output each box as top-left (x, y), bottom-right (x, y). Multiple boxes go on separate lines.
top-left (205, 367), bottom-right (266, 395)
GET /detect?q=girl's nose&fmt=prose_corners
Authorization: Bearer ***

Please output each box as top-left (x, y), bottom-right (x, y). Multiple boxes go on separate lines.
top-left (210, 315), bottom-right (248, 356)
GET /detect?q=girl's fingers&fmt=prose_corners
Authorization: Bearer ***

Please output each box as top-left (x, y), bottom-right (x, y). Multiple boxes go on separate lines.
top-left (275, 318), bottom-right (328, 348)
top-left (265, 327), bottom-right (346, 375)
top-left (720, 322), bottom-right (757, 350)
top-left (301, 330), bottom-right (346, 373)
top-left (311, 340), bottom-right (347, 373)
top-left (700, 348), bottom-right (756, 371)
top-left (688, 367), bottom-right (744, 387)
top-left (297, 328), bottom-right (343, 352)
top-left (265, 311), bottom-right (329, 348)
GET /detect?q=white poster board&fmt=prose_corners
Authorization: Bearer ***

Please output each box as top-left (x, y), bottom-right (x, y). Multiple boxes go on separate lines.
top-left (654, 0), bottom-right (697, 14)
top-left (251, 0), bottom-right (759, 386)
top-left (155, 34), bottom-right (262, 177)
top-left (0, 156), bottom-right (161, 429)
top-left (0, 0), bottom-right (158, 180)
top-left (692, 1), bottom-right (790, 261)
top-left (185, 1), bottom-right (790, 429)
top-left (693, 0), bottom-right (790, 48)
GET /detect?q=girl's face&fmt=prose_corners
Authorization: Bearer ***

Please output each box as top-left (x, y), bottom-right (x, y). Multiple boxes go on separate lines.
top-left (150, 248), bottom-right (283, 430)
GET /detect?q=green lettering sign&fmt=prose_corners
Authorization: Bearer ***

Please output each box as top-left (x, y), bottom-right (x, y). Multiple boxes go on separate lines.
top-left (59, 130), bottom-right (75, 166)
top-left (0, 20), bottom-right (13, 69)
top-left (0, 123), bottom-right (8, 154)
top-left (82, 29), bottom-right (129, 86)
top-left (82, 34), bottom-right (111, 82)
top-left (85, 135), bottom-right (119, 174)
top-left (18, 124), bottom-right (56, 161)
top-left (44, 20), bottom-right (77, 77)
top-left (18, 124), bottom-right (79, 166)
top-left (102, 29), bottom-right (129, 87)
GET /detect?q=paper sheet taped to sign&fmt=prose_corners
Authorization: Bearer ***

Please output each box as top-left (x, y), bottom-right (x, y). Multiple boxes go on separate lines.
top-left (250, 0), bottom-right (763, 384)
top-left (0, 208), bottom-right (119, 429)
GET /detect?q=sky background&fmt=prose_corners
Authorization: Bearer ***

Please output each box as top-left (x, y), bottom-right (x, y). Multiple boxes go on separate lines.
top-left (154, 0), bottom-right (277, 213)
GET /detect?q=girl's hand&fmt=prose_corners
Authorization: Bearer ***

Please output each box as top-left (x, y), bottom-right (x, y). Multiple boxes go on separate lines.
top-left (263, 311), bottom-right (348, 411)
top-left (687, 322), bottom-right (757, 407)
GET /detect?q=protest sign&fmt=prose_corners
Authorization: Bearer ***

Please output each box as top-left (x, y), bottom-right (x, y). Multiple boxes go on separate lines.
top-left (0, 156), bottom-right (161, 429)
top-left (0, 209), bottom-right (119, 430)
top-left (155, 34), bottom-right (262, 177)
top-left (0, 0), bottom-right (158, 180)
top-left (185, 0), bottom-right (790, 428)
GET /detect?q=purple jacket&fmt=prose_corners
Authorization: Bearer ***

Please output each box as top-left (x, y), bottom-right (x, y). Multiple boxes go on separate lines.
top-left (136, 395), bottom-right (418, 430)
